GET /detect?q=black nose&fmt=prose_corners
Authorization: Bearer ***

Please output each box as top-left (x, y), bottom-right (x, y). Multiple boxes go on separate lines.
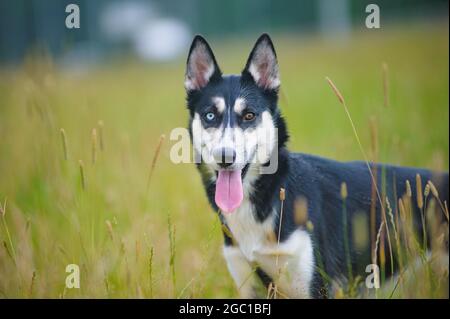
top-left (213, 147), bottom-right (236, 168)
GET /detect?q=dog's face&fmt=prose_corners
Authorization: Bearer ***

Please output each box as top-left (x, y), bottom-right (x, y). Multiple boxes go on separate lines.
top-left (185, 34), bottom-right (286, 213)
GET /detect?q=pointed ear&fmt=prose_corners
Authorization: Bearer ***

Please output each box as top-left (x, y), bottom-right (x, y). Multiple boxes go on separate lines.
top-left (242, 34), bottom-right (280, 91)
top-left (185, 35), bottom-right (222, 91)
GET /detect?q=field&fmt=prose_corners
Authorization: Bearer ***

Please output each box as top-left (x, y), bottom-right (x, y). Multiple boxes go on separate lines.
top-left (0, 22), bottom-right (448, 298)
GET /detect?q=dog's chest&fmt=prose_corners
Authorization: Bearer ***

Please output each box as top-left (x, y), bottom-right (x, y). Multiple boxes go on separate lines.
top-left (223, 199), bottom-right (274, 262)
top-left (223, 198), bottom-right (315, 298)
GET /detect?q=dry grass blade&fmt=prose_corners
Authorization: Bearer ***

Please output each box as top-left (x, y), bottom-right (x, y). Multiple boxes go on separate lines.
top-left (276, 188), bottom-right (286, 269)
top-left (1, 199), bottom-right (16, 264)
top-left (78, 160), bottom-right (86, 190)
top-left (325, 76), bottom-right (394, 275)
top-left (60, 128), bottom-right (68, 160)
top-left (147, 134), bottom-right (165, 190)
top-left (374, 221), bottom-right (385, 274)
top-left (269, 188), bottom-right (287, 289)
top-left (0, 198), bottom-right (6, 218)
top-left (221, 223), bottom-right (236, 245)
top-left (382, 62), bottom-right (389, 107)
top-left (105, 220), bottom-right (114, 240)
top-left (267, 282), bottom-right (275, 299)
top-left (277, 188), bottom-right (286, 244)
top-left (149, 246), bottom-right (154, 298)
top-left (91, 128), bottom-right (98, 164)
top-left (427, 181), bottom-right (449, 222)
top-left (167, 213), bottom-right (177, 295)
top-left (369, 116), bottom-right (379, 159)
top-left (29, 271), bottom-right (36, 297)
top-left (445, 201), bottom-right (449, 222)
top-left (386, 197), bottom-right (398, 241)
top-left (98, 120), bottom-right (104, 151)
top-left (3, 240), bottom-right (14, 264)
top-left (326, 77), bottom-right (345, 104)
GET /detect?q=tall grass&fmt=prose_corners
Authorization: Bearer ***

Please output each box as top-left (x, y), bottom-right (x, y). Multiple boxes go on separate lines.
top-left (0, 24), bottom-right (448, 298)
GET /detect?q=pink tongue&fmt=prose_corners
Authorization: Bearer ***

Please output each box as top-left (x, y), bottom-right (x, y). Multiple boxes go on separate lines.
top-left (215, 170), bottom-right (243, 213)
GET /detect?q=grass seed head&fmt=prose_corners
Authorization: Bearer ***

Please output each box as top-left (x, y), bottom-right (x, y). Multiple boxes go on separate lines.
top-left (406, 180), bottom-right (412, 198)
top-left (0, 199), bottom-right (5, 218)
top-left (279, 188), bottom-right (286, 201)
top-left (340, 182), bottom-right (348, 200)
top-left (91, 128), bottom-right (97, 164)
top-left (415, 174), bottom-right (424, 209)
top-left (306, 220), bottom-right (314, 232)
top-left (78, 160), bottom-right (86, 190)
top-left (294, 197), bottom-right (308, 226)
top-left (428, 181), bottom-right (439, 199)
top-left (325, 76), bottom-right (345, 104)
top-left (105, 220), bottom-right (114, 240)
top-left (424, 183), bottom-right (431, 197)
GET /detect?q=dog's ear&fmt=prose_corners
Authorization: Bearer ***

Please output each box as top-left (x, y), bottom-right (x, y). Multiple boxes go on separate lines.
top-left (242, 34), bottom-right (280, 91)
top-left (185, 35), bottom-right (222, 91)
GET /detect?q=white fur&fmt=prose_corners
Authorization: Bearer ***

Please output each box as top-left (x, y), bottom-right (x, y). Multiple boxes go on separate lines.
top-left (233, 97), bottom-right (246, 114)
top-left (223, 246), bottom-right (259, 298)
top-left (213, 96), bottom-right (226, 113)
top-left (223, 192), bottom-right (315, 298)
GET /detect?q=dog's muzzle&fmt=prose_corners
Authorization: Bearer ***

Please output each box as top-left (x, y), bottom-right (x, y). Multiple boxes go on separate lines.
top-left (213, 147), bottom-right (236, 168)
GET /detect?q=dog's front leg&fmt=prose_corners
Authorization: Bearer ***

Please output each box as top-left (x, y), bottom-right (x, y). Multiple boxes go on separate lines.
top-left (223, 245), bottom-right (261, 298)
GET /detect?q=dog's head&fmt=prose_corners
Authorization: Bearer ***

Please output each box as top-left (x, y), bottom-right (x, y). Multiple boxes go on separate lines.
top-left (185, 34), bottom-right (288, 213)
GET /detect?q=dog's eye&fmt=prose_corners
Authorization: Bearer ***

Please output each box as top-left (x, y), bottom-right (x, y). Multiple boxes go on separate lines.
top-left (204, 112), bottom-right (216, 121)
top-left (243, 112), bottom-right (256, 121)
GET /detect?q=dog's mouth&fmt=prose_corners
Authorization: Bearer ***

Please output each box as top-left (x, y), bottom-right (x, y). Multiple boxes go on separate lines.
top-left (214, 164), bottom-right (249, 214)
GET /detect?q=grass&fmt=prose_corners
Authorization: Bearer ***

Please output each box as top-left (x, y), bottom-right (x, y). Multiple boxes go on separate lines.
top-left (0, 22), bottom-right (448, 298)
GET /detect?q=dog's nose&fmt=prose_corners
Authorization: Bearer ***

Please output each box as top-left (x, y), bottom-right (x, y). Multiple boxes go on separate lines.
top-left (213, 147), bottom-right (236, 168)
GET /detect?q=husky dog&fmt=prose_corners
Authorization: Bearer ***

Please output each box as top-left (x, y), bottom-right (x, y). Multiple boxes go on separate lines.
top-left (184, 34), bottom-right (449, 298)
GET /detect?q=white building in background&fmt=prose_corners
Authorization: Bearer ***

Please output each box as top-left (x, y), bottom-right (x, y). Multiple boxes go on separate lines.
top-left (100, 1), bottom-right (191, 62)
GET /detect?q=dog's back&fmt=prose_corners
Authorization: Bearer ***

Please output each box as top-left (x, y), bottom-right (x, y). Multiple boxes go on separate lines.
top-left (284, 152), bottom-right (449, 296)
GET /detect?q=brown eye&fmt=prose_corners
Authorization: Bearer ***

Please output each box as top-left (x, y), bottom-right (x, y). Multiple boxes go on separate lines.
top-left (243, 112), bottom-right (256, 121)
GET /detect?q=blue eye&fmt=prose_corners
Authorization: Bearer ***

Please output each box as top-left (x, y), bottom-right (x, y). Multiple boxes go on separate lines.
top-left (205, 112), bottom-right (215, 121)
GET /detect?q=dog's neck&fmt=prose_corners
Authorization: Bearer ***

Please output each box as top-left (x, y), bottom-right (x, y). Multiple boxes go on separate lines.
top-left (248, 147), bottom-right (290, 221)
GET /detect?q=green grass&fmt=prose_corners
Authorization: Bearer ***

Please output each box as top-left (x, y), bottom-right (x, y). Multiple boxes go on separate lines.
top-left (0, 22), bottom-right (448, 298)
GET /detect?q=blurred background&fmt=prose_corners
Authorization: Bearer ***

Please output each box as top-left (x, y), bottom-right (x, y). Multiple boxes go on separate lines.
top-left (0, 0), bottom-right (448, 298)
top-left (0, 0), bottom-right (448, 65)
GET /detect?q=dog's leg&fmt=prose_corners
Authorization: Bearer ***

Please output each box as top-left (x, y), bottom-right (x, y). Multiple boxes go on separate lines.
top-left (223, 245), bottom-right (260, 298)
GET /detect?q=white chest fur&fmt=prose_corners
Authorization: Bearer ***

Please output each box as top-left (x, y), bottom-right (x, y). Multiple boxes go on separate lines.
top-left (223, 198), bottom-right (315, 298)
top-left (223, 199), bottom-right (273, 262)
